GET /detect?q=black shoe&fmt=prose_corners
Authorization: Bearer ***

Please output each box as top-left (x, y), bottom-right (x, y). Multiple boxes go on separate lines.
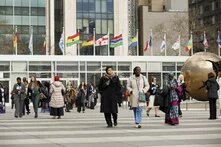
top-left (107, 125), bottom-right (113, 128)
top-left (14, 116), bottom-right (18, 118)
top-left (114, 122), bottom-right (117, 126)
top-left (27, 111), bottom-right (30, 115)
top-left (34, 113), bottom-right (38, 118)
top-left (155, 115), bottom-right (160, 117)
top-left (57, 116), bottom-right (61, 119)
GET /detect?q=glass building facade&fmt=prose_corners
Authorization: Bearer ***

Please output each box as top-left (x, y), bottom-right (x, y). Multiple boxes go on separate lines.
top-left (0, 0), bottom-right (46, 55)
top-left (76, 0), bottom-right (114, 55)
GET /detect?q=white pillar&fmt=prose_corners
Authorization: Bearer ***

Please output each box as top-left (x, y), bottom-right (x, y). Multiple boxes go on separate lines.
top-left (114, 0), bottom-right (129, 56)
top-left (64, 0), bottom-right (77, 56)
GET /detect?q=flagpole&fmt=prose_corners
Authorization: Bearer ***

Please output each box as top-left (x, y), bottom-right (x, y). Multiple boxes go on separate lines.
top-left (178, 33), bottom-right (181, 56)
top-left (218, 31), bottom-right (220, 56)
top-left (107, 29), bottom-right (110, 56)
top-left (204, 31), bottom-right (206, 52)
top-left (15, 26), bottom-right (18, 55)
top-left (190, 31), bottom-right (193, 56)
top-left (62, 27), bottom-right (65, 55)
top-left (165, 32), bottom-right (167, 56)
top-left (77, 28), bottom-right (80, 56)
top-left (30, 26), bottom-right (33, 55)
top-left (150, 29), bottom-right (153, 56)
top-left (93, 28), bottom-right (96, 56)
top-left (137, 29), bottom-right (139, 56)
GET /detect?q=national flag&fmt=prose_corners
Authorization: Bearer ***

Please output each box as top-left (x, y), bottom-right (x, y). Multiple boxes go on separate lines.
top-left (216, 34), bottom-right (221, 48)
top-left (13, 32), bottom-right (18, 49)
top-left (66, 32), bottom-right (81, 47)
top-left (110, 34), bottom-right (123, 48)
top-left (160, 34), bottom-right (166, 52)
top-left (129, 36), bottom-right (138, 48)
top-left (43, 37), bottom-right (46, 50)
top-left (95, 34), bottom-right (108, 46)
top-left (172, 35), bottom-right (180, 50)
top-left (28, 33), bottom-right (33, 54)
top-left (144, 35), bottom-right (152, 51)
top-left (82, 35), bottom-right (94, 47)
top-left (184, 35), bottom-right (193, 52)
top-left (203, 33), bottom-right (209, 49)
top-left (59, 30), bottom-right (64, 54)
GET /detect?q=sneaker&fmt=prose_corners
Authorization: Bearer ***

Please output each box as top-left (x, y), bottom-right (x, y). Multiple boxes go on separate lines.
top-left (136, 124), bottom-right (141, 128)
top-left (114, 122), bottom-right (117, 126)
top-left (107, 125), bottom-right (113, 128)
top-left (57, 116), bottom-right (61, 119)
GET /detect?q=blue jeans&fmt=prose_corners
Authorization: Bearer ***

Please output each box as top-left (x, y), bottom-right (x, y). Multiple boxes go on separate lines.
top-left (133, 107), bottom-right (142, 124)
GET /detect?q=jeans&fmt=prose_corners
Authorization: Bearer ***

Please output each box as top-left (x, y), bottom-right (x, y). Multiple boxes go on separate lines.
top-left (133, 107), bottom-right (142, 124)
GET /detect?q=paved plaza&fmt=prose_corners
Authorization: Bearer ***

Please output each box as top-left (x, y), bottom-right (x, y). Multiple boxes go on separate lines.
top-left (0, 104), bottom-right (221, 147)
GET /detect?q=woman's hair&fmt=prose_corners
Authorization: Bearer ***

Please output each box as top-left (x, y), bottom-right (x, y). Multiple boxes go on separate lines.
top-left (105, 66), bottom-right (112, 73)
top-left (151, 76), bottom-right (156, 82)
top-left (28, 75), bottom-right (38, 88)
top-left (54, 75), bottom-right (60, 81)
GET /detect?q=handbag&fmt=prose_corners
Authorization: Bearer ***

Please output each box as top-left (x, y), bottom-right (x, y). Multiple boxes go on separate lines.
top-left (138, 91), bottom-right (146, 102)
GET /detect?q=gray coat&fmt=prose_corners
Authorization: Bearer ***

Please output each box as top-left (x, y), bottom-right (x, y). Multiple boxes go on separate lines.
top-left (12, 83), bottom-right (26, 101)
top-left (127, 75), bottom-right (149, 107)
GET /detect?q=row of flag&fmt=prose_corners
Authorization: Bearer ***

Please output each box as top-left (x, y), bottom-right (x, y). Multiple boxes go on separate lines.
top-left (12, 28), bottom-right (221, 55)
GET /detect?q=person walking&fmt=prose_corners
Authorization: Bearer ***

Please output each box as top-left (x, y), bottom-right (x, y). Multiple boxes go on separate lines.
top-left (165, 72), bottom-right (179, 125)
top-left (98, 66), bottom-right (122, 128)
top-left (77, 81), bottom-right (87, 113)
top-left (28, 75), bottom-right (41, 118)
top-left (23, 78), bottom-right (30, 115)
top-left (11, 77), bottom-right (26, 118)
top-left (49, 76), bottom-right (65, 119)
top-left (127, 66), bottom-right (149, 128)
top-left (146, 76), bottom-right (160, 117)
top-left (205, 72), bottom-right (220, 119)
top-left (218, 73), bottom-right (221, 116)
top-left (176, 74), bottom-right (186, 117)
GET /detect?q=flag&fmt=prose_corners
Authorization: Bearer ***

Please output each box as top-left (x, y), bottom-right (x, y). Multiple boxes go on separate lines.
top-left (82, 35), bottom-right (94, 47)
top-left (28, 33), bottom-right (33, 54)
top-left (59, 30), bottom-right (64, 54)
top-left (13, 32), bottom-right (18, 50)
top-left (184, 35), bottom-right (193, 52)
top-left (110, 34), bottom-right (123, 48)
top-left (95, 34), bottom-right (108, 46)
top-left (43, 37), bottom-right (46, 50)
top-left (144, 35), bottom-right (152, 51)
top-left (216, 34), bottom-right (221, 48)
top-left (160, 34), bottom-right (166, 52)
top-left (66, 32), bottom-right (81, 47)
top-left (172, 35), bottom-right (180, 50)
top-left (129, 36), bottom-right (138, 48)
top-left (203, 33), bottom-right (208, 49)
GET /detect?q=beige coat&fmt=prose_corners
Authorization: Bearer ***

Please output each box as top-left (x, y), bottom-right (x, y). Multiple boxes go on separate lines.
top-left (49, 81), bottom-right (65, 108)
top-left (127, 75), bottom-right (149, 107)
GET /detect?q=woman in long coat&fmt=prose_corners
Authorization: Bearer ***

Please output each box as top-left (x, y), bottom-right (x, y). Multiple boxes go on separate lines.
top-left (127, 66), bottom-right (149, 128)
top-left (49, 76), bottom-right (65, 119)
top-left (98, 66), bottom-right (121, 128)
top-left (165, 72), bottom-right (179, 125)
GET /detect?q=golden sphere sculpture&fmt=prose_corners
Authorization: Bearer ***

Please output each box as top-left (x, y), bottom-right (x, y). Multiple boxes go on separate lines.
top-left (181, 52), bottom-right (221, 101)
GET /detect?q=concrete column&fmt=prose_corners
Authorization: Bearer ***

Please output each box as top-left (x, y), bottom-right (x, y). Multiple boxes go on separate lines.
top-left (46, 0), bottom-right (55, 55)
top-left (114, 0), bottom-right (129, 56)
top-left (64, 0), bottom-right (77, 55)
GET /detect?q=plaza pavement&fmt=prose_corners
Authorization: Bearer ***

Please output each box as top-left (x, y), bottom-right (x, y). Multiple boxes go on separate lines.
top-left (0, 104), bottom-right (221, 147)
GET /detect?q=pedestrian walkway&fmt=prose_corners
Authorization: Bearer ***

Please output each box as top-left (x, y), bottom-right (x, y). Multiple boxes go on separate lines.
top-left (0, 106), bottom-right (221, 147)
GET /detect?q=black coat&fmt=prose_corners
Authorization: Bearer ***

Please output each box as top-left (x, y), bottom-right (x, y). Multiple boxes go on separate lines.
top-left (206, 77), bottom-right (220, 99)
top-left (98, 74), bottom-right (121, 113)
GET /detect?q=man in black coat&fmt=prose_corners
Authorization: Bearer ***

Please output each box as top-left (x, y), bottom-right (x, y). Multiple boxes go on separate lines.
top-left (98, 66), bottom-right (121, 128)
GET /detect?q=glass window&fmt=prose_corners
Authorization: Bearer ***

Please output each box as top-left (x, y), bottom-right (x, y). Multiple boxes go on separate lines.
top-left (14, 16), bottom-right (22, 25)
top-left (118, 72), bottom-right (131, 78)
top-left (5, 7), bottom-right (13, 15)
top-left (87, 73), bottom-right (100, 86)
top-left (14, 0), bottom-right (21, 6)
top-left (83, 19), bottom-right (89, 28)
top-left (38, 0), bottom-right (46, 7)
top-left (77, 19), bottom-right (82, 29)
top-left (77, 1), bottom-right (82, 12)
top-left (107, 0), bottom-right (113, 13)
top-left (31, 8), bottom-right (38, 16)
top-left (89, 0), bottom-right (95, 12)
top-left (177, 62), bottom-right (184, 71)
top-left (38, 8), bottom-right (45, 16)
top-left (101, 19), bottom-right (107, 34)
top-left (29, 72), bottom-right (51, 78)
top-left (101, 0), bottom-right (107, 13)
top-left (57, 61), bottom-right (78, 71)
top-left (162, 62), bottom-right (175, 71)
top-left (108, 20), bottom-right (113, 34)
top-left (57, 73), bottom-right (78, 78)
top-left (82, 0), bottom-right (89, 12)
top-left (29, 61), bottom-right (51, 71)
top-left (5, 0), bottom-right (13, 6)
top-left (38, 16), bottom-right (45, 25)
top-left (21, 7), bottom-right (29, 15)
top-left (11, 61), bottom-right (27, 71)
top-left (80, 62), bottom-right (85, 71)
top-left (0, 62), bottom-right (10, 71)
top-left (95, 0), bottom-right (101, 12)
top-left (31, 16), bottom-right (38, 25)
top-left (31, 0), bottom-right (38, 7)
top-left (14, 7), bottom-right (22, 15)
top-left (87, 62), bottom-right (101, 71)
top-left (21, 0), bottom-right (29, 7)
top-left (0, 0), bottom-right (5, 6)
top-left (95, 19), bottom-right (101, 34)
top-left (148, 62), bottom-right (161, 71)
top-left (118, 62), bottom-right (131, 71)
top-left (0, 7), bottom-right (5, 15)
